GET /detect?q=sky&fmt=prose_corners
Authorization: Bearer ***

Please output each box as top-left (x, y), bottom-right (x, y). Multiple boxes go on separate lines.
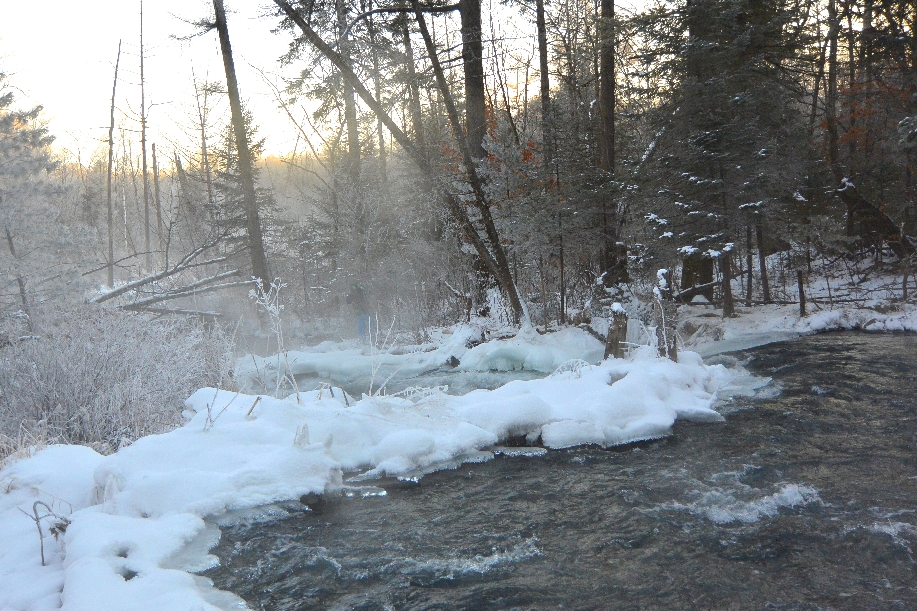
top-left (0, 0), bottom-right (299, 160)
top-left (1, 0), bottom-right (647, 164)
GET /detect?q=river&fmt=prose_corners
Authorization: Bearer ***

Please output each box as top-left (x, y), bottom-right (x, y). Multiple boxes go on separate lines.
top-left (204, 332), bottom-right (917, 610)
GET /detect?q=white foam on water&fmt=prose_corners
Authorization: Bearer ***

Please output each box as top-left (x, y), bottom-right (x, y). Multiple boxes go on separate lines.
top-left (392, 536), bottom-right (542, 580)
top-left (659, 473), bottom-right (821, 524)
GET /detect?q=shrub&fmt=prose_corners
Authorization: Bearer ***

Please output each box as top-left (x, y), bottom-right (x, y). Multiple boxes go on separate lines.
top-left (0, 305), bottom-right (234, 459)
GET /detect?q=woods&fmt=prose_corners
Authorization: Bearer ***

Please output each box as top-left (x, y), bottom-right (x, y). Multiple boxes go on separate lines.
top-left (0, 0), bottom-right (914, 339)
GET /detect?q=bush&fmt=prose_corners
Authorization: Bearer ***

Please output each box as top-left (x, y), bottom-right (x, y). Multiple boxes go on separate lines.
top-left (0, 306), bottom-right (234, 459)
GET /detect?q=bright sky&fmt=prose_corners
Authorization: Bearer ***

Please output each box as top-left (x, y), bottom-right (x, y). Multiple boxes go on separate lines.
top-left (0, 0), bottom-right (299, 160)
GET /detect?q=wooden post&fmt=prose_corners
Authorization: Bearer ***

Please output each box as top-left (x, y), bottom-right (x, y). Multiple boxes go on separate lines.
top-left (798, 270), bottom-right (806, 317)
top-left (756, 223), bottom-right (771, 303)
top-left (721, 254), bottom-right (735, 317)
top-left (604, 306), bottom-right (627, 360)
top-left (745, 225), bottom-right (753, 306)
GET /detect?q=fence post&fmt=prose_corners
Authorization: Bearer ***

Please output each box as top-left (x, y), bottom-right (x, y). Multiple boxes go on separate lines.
top-left (797, 270), bottom-right (806, 317)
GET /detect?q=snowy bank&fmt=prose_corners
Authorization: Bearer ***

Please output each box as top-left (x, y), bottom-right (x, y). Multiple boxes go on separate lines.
top-left (0, 342), bottom-right (754, 611)
top-left (235, 324), bottom-right (605, 394)
top-left (680, 302), bottom-right (917, 357)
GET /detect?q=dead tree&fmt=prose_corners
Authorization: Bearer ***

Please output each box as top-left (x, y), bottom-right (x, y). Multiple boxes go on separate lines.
top-left (106, 41), bottom-right (121, 288)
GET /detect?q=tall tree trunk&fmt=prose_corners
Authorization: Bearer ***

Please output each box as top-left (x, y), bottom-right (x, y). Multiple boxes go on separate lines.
top-left (756, 223), bottom-right (771, 303)
top-left (826, 0), bottom-right (840, 173)
top-left (337, 0), bottom-right (361, 180)
top-left (367, 5), bottom-right (387, 183)
top-left (460, 0), bottom-right (487, 159)
top-left (598, 0), bottom-right (625, 287)
top-left (140, 0), bottom-right (151, 271)
top-left (535, 0), bottom-right (553, 176)
top-left (401, 15), bottom-right (425, 146)
top-left (194, 78), bottom-right (215, 209)
top-left (721, 254), bottom-right (735, 316)
top-left (599, 0), bottom-right (614, 172)
top-left (107, 41), bottom-right (121, 289)
top-left (213, 0), bottom-right (270, 288)
top-left (152, 143), bottom-right (162, 243)
top-left (745, 225), bottom-right (753, 306)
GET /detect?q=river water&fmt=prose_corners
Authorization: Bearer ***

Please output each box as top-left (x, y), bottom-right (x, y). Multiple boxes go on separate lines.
top-left (205, 332), bottom-right (917, 610)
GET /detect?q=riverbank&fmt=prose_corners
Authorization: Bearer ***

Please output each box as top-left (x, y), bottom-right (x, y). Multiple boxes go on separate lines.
top-left (1, 297), bottom-right (913, 610)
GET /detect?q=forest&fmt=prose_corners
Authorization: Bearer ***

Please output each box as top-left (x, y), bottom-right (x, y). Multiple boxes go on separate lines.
top-left (1, 0), bottom-right (916, 452)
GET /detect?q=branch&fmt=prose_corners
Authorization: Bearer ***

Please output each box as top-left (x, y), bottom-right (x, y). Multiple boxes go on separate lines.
top-left (344, 3), bottom-right (459, 36)
top-left (89, 235), bottom-right (231, 304)
top-left (123, 307), bottom-right (223, 317)
top-left (122, 278), bottom-right (254, 310)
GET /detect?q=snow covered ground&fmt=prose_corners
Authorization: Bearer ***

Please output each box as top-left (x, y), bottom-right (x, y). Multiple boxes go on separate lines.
top-left (0, 324), bottom-right (767, 611)
top-left (679, 297), bottom-right (917, 356)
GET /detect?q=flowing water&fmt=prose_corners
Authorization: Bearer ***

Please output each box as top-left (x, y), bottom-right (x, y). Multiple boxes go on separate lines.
top-left (205, 332), bottom-right (917, 610)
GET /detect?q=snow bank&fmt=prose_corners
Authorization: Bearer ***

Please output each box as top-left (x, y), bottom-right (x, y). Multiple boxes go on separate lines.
top-left (235, 324), bottom-right (605, 394)
top-left (680, 302), bottom-right (917, 357)
top-left (1, 340), bottom-right (748, 611)
top-left (457, 326), bottom-right (604, 373)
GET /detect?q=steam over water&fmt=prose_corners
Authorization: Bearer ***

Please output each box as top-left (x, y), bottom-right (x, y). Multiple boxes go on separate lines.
top-left (206, 333), bottom-right (917, 610)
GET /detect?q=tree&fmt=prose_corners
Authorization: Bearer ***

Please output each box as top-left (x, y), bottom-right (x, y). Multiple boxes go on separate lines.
top-left (212, 0), bottom-right (271, 288)
top-left (0, 72), bottom-right (61, 330)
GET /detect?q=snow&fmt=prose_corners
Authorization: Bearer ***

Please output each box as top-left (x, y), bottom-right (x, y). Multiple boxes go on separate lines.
top-left (0, 324), bottom-right (752, 611)
top-left (680, 302), bottom-right (917, 357)
top-left (235, 324), bottom-right (605, 394)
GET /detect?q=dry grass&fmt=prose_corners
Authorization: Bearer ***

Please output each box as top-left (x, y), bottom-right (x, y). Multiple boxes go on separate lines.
top-left (0, 305), bottom-right (235, 460)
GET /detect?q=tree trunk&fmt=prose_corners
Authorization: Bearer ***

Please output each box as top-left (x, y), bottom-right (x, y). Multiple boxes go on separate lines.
top-left (4, 228), bottom-right (33, 333)
top-left (152, 143), bottom-right (162, 243)
top-left (140, 0), bottom-right (151, 271)
top-left (604, 308), bottom-right (626, 360)
top-left (107, 41), bottom-right (121, 288)
top-left (401, 15), bottom-right (425, 146)
top-left (721, 254), bottom-right (735, 317)
top-left (535, 0), bottom-right (553, 175)
top-left (756, 223), bottom-right (771, 303)
top-left (367, 6), bottom-right (387, 183)
top-left (460, 0), bottom-right (487, 159)
top-left (213, 0), bottom-right (270, 288)
top-left (826, 0), bottom-right (840, 173)
top-left (599, 0), bottom-right (614, 172)
top-left (337, 0), bottom-right (361, 180)
top-left (745, 225), bottom-right (753, 306)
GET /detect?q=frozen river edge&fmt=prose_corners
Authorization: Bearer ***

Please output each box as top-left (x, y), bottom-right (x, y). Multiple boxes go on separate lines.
top-left (2, 309), bottom-right (915, 611)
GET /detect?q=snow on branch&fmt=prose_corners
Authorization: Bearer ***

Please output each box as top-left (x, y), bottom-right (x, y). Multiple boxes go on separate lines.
top-left (121, 275), bottom-right (252, 311)
top-left (89, 236), bottom-right (233, 305)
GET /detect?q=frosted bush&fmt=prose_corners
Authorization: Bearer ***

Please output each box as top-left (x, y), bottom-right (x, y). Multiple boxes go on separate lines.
top-left (0, 306), bottom-right (234, 458)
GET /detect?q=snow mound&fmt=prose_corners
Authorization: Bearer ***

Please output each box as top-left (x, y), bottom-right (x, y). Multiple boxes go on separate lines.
top-left (458, 327), bottom-right (604, 373)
